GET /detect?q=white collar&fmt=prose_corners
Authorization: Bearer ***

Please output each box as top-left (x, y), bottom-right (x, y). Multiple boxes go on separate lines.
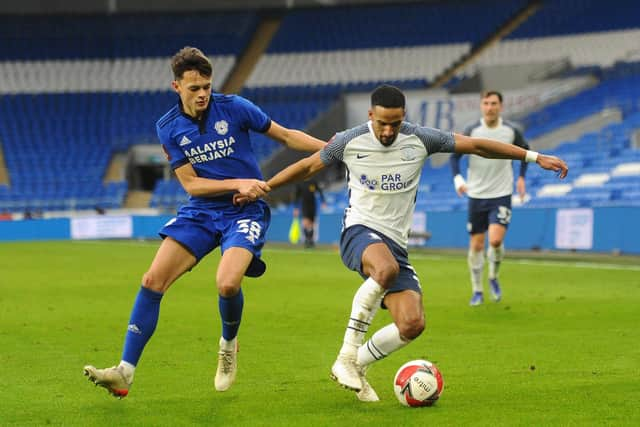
top-left (481, 117), bottom-right (502, 129)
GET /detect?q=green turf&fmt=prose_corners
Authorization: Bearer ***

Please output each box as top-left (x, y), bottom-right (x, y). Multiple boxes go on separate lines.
top-left (1, 241), bottom-right (639, 426)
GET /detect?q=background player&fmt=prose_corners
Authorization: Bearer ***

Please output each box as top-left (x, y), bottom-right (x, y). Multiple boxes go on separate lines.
top-left (450, 90), bottom-right (529, 306)
top-left (240, 85), bottom-right (567, 402)
top-left (293, 179), bottom-right (325, 248)
top-left (83, 46), bottom-right (325, 398)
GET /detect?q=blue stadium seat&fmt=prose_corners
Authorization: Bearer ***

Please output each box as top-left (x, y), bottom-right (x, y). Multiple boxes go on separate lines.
top-left (0, 12), bottom-right (258, 60)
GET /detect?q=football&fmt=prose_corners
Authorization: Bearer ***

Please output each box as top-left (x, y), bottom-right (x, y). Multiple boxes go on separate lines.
top-left (393, 359), bottom-right (444, 407)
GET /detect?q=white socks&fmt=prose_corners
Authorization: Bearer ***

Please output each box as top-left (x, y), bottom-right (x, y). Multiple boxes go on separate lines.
top-left (468, 249), bottom-right (484, 293)
top-left (487, 244), bottom-right (504, 280)
top-left (339, 277), bottom-right (385, 358)
top-left (118, 360), bottom-right (136, 382)
top-left (338, 279), bottom-right (414, 368)
top-left (357, 323), bottom-right (410, 367)
top-left (219, 336), bottom-right (237, 352)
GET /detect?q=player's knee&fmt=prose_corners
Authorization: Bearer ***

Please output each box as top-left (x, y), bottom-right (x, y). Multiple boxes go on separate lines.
top-left (141, 271), bottom-right (167, 292)
top-left (398, 315), bottom-right (425, 340)
top-left (371, 262), bottom-right (399, 287)
top-left (216, 279), bottom-right (240, 298)
top-left (489, 238), bottom-right (503, 248)
top-left (397, 313), bottom-right (425, 340)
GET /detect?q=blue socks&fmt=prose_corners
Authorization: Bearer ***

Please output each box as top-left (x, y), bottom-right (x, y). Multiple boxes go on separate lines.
top-left (121, 286), bottom-right (163, 366)
top-left (119, 286), bottom-right (243, 365)
top-left (219, 289), bottom-right (243, 340)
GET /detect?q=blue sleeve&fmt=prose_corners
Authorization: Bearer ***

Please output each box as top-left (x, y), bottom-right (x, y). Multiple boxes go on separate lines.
top-left (157, 123), bottom-right (189, 170)
top-left (450, 121), bottom-right (476, 176)
top-left (510, 122), bottom-right (529, 178)
top-left (450, 152), bottom-right (463, 177)
top-left (234, 96), bottom-right (271, 133)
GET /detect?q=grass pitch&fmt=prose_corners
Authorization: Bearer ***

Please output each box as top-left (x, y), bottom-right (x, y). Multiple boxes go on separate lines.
top-left (1, 240), bottom-right (639, 426)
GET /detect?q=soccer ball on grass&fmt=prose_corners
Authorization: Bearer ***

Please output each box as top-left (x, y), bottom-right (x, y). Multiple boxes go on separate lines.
top-left (393, 359), bottom-right (444, 407)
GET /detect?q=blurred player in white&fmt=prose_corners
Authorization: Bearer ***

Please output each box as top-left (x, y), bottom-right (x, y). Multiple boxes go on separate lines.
top-left (241, 85), bottom-right (567, 402)
top-left (450, 91), bottom-right (530, 306)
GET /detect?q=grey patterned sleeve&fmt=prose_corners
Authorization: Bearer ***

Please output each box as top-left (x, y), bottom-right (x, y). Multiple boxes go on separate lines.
top-left (319, 123), bottom-right (368, 165)
top-left (411, 124), bottom-right (456, 154)
top-left (319, 132), bottom-right (347, 165)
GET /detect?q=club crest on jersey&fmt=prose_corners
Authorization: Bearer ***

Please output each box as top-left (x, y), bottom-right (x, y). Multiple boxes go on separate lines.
top-left (215, 120), bottom-right (229, 135)
top-left (400, 146), bottom-right (417, 161)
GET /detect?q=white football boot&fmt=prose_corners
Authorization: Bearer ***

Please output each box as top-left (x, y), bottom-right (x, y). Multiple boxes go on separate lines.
top-left (84, 365), bottom-right (132, 398)
top-left (356, 365), bottom-right (379, 402)
top-left (330, 354), bottom-right (362, 391)
top-left (215, 337), bottom-right (238, 391)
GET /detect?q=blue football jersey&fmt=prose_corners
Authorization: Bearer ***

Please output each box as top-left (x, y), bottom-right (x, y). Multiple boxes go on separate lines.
top-left (157, 93), bottom-right (271, 208)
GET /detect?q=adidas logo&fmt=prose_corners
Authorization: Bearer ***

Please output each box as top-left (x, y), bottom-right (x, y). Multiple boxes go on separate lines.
top-left (222, 320), bottom-right (240, 326)
top-left (127, 324), bottom-right (142, 335)
top-left (179, 136), bottom-right (192, 146)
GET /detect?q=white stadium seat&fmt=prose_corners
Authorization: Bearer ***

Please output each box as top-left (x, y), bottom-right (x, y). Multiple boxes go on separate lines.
top-left (611, 162), bottom-right (640, 177)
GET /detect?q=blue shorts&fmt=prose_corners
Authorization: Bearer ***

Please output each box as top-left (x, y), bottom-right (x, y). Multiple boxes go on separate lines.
top-left (467, 195), bottom-right (512, 235)
top-left (340, 225), bottom-right (422, 304)
top-left (159, 200), bottom-right (270, 277)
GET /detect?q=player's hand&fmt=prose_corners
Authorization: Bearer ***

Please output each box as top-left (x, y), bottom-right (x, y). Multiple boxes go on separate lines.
top-left (236, 179), bottom-right (271, 201)
top-left (292, 208), bottom-right (300, 218)
top-left (537, 155), bottom-right (569, 179)
top-left (453, 174), bottom-right (467, 197)
top-left (233, 193), bottom-right (250, 206)
top-left (516, 176), bottom-right (526, 202)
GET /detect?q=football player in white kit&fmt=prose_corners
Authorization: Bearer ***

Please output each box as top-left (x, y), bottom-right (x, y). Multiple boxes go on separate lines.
top-left (450, 91), bottom-right (529, 306)
top-left (245, 85), bottom-right (567, 402)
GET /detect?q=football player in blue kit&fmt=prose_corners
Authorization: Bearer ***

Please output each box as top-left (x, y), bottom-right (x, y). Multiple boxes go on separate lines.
top-left (245, 85), bottom-right (568, 402)
top-left (84, 46), bottom-right (326, 397)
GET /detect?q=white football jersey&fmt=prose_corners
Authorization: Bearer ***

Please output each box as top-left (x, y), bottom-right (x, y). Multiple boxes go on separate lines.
top-left (452, 117), bottom-right (528, 199)
top-left (320, 121), bottom-right (455, 249)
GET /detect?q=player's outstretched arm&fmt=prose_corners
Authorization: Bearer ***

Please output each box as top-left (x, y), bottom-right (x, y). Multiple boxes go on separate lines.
top-left (268, 151), bottom-right (326, 190)
top-left (266, 121), bottom-right (327, 152)
top-left (233, 152), bottom-right (326, 205)
top-left (453, 134), bottom-right (568, 178)
top-left (175, 163), bottom-right (270, 200)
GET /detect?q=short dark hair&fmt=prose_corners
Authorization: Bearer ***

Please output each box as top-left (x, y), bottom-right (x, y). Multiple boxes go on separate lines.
top-left (371, 84), bottom-right (405, 109)
top-left (481, 90), bottom-right (503, 103)
top-left (171, 46), bottom-right (212, 80)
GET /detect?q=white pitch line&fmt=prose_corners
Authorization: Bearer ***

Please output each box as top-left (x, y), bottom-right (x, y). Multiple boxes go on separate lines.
top-left (509, 259), bottom-right (640, 272)
top-left (408, 253), bottom-right (640, 271)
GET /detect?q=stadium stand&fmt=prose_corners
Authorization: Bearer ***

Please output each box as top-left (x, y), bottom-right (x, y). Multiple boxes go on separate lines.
top-left (458, 0), bottom-right (640, 76)
top-left (250, 1), bottom-right (528, 86)
top-left (0, 13), bottom-right (257, 59)
top-left (0, 12), bottom-right (257, 212)
top-left (1, 0), bottom-right (640, 215)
